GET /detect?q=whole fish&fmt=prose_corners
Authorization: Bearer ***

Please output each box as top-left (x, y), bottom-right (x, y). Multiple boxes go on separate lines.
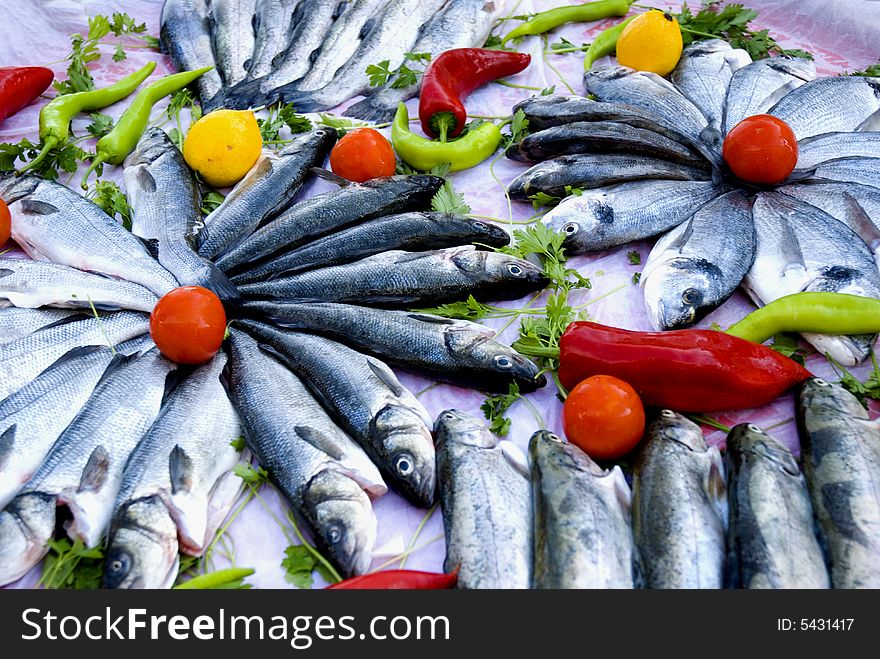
top-left (508, 154), bottom-right (709, 200)
top-left (798, 378), bottom-right (880, 588)
top-left (723, 56), bottom-right (815, 134)
top-left (435, 409), bottom-right (532, 589)
top-left (232, 212), bottom-right (509, 283)
top-left (506, 121), bottom-right (706, 165)
top-left (0, 311), bottom-right (150, 400)
top-left (725, 423), bottom-right (829, 589)
top-left (197, 128), bottom-right (338, 259)
top-left (800, 156), bottom-right (880, 191)
top-left (0, 350), bottom-right (175, 587)
top-left (123, 128), bottom-right (239, 301)
top-left (237, 320), bottom-right (436, 507)
top-left (159, 0), bottom-right (224, 110)
top-left (208, 0), bottom-right (258, 89)
top-left (221, 330), bottom-right (385, 576)
top-left (745, 191), bottom-right (880, 366)
top-left (0, 307), bottom-right (81, 345)
top-left (239, 247), bottom-right (548, 307)
top-left (670, 39), bottom-right (751, 144)
top-left (641, 190), bottom-right (755, 330)
top-left (543, 179), bottom-right (725, 255)
top-left (245, 0), bottom-right (301, 82)
top-left (0, 346), bottom-right (117, 509)
top-left (0, 175), bottom-right (177, 296)
top-left (0, 257), bottom-right (158, 312)
top-left (344, 0), bottom-right (504, 122)
top-left (795, 132), bottom-right (880, 170)
top-left (632, 410), bottom-right (727, 589)
top-left (215, 174), bottom-right (444, 272)
top-left (770, 76), bottom-right (880, 140)
top-left (241, 301), bottom-right (546, 392)
top-left (530, 430), bottom-right (635, 589)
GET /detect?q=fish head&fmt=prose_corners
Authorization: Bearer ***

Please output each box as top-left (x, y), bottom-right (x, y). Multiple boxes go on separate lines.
top-left (434, 409), bottom-right (498, 452)
top-left (529, 429), bottom-right (608, 476)
top-left (459, 218), bottom-right (511, 248)
top-left (0, 492), bottom-right (56, 587)
top-left (648, 409), bottom-right (708, 452)
top-left (301, 469), bottom-right (377, 577)
top-left (124, 127), bottom-right (174, 168)
top-left (725, 423), bottom-right (800, 477)
top-left (371, 404), bottom-right (436, 508)
top-left (445, 329), bottom-right (546, 392)
top-left (641, 257), bottom-right (725, 330)
top-left (104, 497), bottom-right (180, 589)
top-left (799, 377), bottom-right (870, 421)
top-left (0, 173), bottom-right (41, 203)
top-left (544, 194), bottom-right (613, 254)
top-left (477, 252), bottom-right (548, 290)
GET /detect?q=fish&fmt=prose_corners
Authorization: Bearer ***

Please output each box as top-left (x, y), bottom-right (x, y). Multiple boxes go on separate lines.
top-left (0, 349), bottom-right (176, 587)
top-left (435, 409), bottom-right (532, 589)
top-left (0, 175), bottom-right (177, 297)
top-left (215, 174), bottom-right (444, 272)
top-left (745, 191), bottom-right (880, 366)
top-left (159, 0), bottom-right (224, 110)
top-left (196, 128), bottom-right (337, 259)
top-left (0, 311), bottom-right (150, 400)
top-left (0, 346), bottom-right (117, 509)
top-left (104, 353), bottom-right (242, 588)
top-left (123, 128), bottom-right (239, 301)
top-left (723, 56), bottom-right (815, 134)
top-left (244, 0), bottom-right (302, 82)
top-left (633, 410), bottom-right (727, 589)
top-left (724, 423), bottom-right (829, 589)
top-left (0, 257), bottom-right (158, 312)
top-left (221, 330), bottom-right (385, 576)
top-left (798, 156), bottom-right (880, 191)
top-left (797, 378), bottom-right (880, 588)
top-left (0, 307), bottom-right (81, 344)
top-left (231, 212), bottom-right (509, 283)
top-left (670, 39), bottom-right (751, 143)
top-left (208, 0), bottom-right (258, 89)
top-left (641, 190), bottom-right (756, 330)
top-left (241, 301), bottom-right (546, 392)
top-left (543, 179), bottom-right (725, 255)
top-left (237, 320), bottom-right (436, 507)
top-left (770, 76), bottom-right (880, 140)
top-left (506, 121), bottom-right (707, 165)
top-left (795, 132), bottom-right (880, 170)
top-left (530, 430), bottom-right (635, 589)
top-left (507, 154), bottom-right (710, 201)
top-left (344, 0), bottom-right (504, 122)
top-left (239, 246), bottom-right (548, 307)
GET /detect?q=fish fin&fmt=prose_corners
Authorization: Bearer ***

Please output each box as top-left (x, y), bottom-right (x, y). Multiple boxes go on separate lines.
top-left (500, 441), bottom-right (530, 479)
top-left (840, 192), bottom-right (880, 249)
top-left (34, 312), bottom-right (90, 331)
top-left (358, 16), bottom-right (378, 39)
top-left (763, 80), bottom-right (800, 112)
top-left (256, 342), bottom-right (293, 368)
top-left (367, 359), bottom-right (405, 397)
top-left (294, 425), bottom-right (345, 461)
top-left (0, 267), bottom-right (12, 278)
top-left (331, 0), bottom-right (347, 20)
top-left (198, 261), bottom-right (242, 303)
top-left (857, 107), bottom-right (880, 131)
top-left (343, 97), bottom-right (400, 123)
top-left (310, 168), bottom-right (352, 187)
top-left (705, 446), bottom-right (728, 527)
top-left (38, 345), bottom-right (106, 375)
top-left (135, 167), bottom-right (157, 193)
top-left (405, 313), bottom-right (456, 326)
top-left (18, 199), bottom-right (59, 215)
top-left (137, 236), bottom-right (160, 260)
top-left (169, 444), bottom-right (194, 495)
top-left (610, 465), bottom-right (632, 512)
top-left (78, 445), bottom-right (110, 493)
top-left (666, 216), bottom-right (696, 252)
top-left (166, 488), bottom-right (210, 555)
top-left (161, 365), bottom-right (187, 406)
top-left (699, 125), bottom-right (723, 148)
top-left (0, 424), bottom-right (16, 470)
top-left (762, 194), bottom-right (807, 273)
top-left (94, 351), bottom-right (140, 389)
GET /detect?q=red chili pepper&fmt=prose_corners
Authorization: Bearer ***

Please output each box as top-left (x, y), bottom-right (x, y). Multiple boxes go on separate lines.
top-left (327, 569), bottom-right (458, 590)
top-left (557, 322), bottom-right (811, 412)
top-left (419, 48), bottom-right (531, 141)
top-left (0, 66), bottom-right (54, 124)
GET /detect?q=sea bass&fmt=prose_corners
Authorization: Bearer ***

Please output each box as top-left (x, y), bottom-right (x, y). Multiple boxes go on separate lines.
top-left (799, 156), bottom-right (880, 191)
top-left (245, 0), bottom-right (302, 82)
top-left (0, 307), bottom-right (80, 345)
top-left (795, 132), bottom-right (880, 170)
top-left (208, 0), bottom-right (258, 88)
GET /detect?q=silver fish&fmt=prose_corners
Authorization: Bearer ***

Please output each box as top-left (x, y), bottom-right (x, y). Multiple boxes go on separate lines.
top-left (641, 190), bottom-right (755, 330)
top-left (123, 128), bottom-right (239, 301)
top-left (795, 132), bottom-right (880, 170)
top-left (799, 156), bottom-right (880, 191)
top-left (543, 179), bottom-right (725, 255)
top-left (798, 378), bottom-right (880, 588)
top-left (237, 320), bottom-right (436, 507)
top-left (245, 0), bottom-right (301, 81)
top-left (209, 0), bottom-right (258, 88)
top-left (196, 128), bottom-right (337, 260)
top-left (530, 430), bottom-right (635, 589)
top-left (0, 258), bottom-right (158, 312)
top-left (159, 0), bottom-right (224, 110)
top-left (0, 175), bottom-right (177, 296)
top-left (239, 246), bottom-right (548, 307)
top-left (435, 409), bottom-right (531, 589)
top-left (725, 423), bottom-right (829, 589)
top-left (222, 330), bottom-right (384, 576)
top-left (723, 56), bottom-right (815, 134)
top-left (0, 307), bottom-right (81, 344)
top-left (633, 410), bottom-right (727, 589)
top-left (770, 75), bottom-right (880, 140)
top-left (241, 301), bottom-right (546, 392)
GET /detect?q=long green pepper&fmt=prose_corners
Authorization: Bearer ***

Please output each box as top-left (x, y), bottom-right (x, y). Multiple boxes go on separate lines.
top-left (502, 0), bottom-right (633, 46)
top-left (583, 15), bottom-right (636, 70)
top-left (18, 61), bottom-right (156, 175)
top-left (81, 65), bottom-right (213, 188)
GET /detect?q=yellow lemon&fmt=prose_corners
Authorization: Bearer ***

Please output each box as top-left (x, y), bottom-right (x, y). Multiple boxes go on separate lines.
top-left (183, 110), bottom-right (262, 187)
top-left (616, 10), bottom-right (683, 77)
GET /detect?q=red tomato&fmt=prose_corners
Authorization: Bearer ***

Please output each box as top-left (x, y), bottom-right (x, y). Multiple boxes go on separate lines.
top-left (150, 286), bottom-right (226, 365)
top-left (329, 128), bottom-right (396, 183)
top-left (0, 198), bottom-right (10, 246)
top-left (722, 114), bottom-right (798, 185)
top-left (562, 375), bottom-right (646, 460)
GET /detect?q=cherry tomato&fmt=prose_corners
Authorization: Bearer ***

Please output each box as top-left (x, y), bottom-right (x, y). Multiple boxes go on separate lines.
top-left (722, 114), bottom-right (798, 185)
top-left (149, 286), bottom-right (226, 365)
top-left (562, 375), bottom-right (646, 460)
top-left (0, 198), bottom-right (11, 246)
top-left (329, 128), bottom-right (396, 183)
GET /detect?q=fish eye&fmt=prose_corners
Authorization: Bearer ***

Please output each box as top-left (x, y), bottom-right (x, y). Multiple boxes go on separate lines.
top-left (472, 221), bottom-right (488, 230)
top-left (441, 411), bottom-right (457, 421)
top-left (107, 554), bottom-right (130, 577)
top-left (395, 453), bottom-right (415, 476)
top-left (747, 424), bottom-right (764, 434)
top-left (814, 378), bottom-right (829, 387)
top-left (327, 524), bottom-right (343, 544)
top-left (562, 222), bottom-right (579, 235)
top-left (494, 355), bottom-right (513, 369)
top-left (661, 409), bottom-right (676, 418)
top-left (682, 287), bottom-right (700, 305)
top-left (507, 263), bottom-right (524, 276)
top-left (547, 433), bottom-right (563, 443)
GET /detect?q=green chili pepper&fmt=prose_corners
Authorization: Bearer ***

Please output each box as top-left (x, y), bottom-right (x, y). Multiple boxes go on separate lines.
top-left (18, 61), bottom-right (156, 175)
top-left (173, 567), bottom-right (255, 589)
top-left (583, 15), bottom-right (636, 70)
top-left (502, 0), bottom-right (633, 46)
top-left (726, 292), bottom-right (880, 344)
top-left (392, 103), bottom-right (501, 172)
top-left (81, 66), bottom-right (213, 188)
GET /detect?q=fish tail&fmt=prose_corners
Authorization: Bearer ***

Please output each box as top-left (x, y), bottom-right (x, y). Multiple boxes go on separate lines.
top-left (343, 97), bottom-right (399, 123)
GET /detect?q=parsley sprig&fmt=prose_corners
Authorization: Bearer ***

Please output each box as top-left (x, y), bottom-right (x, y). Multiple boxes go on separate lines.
top-left (258, 102), bottom-right (313, 143)
top-left (366, 52), bottom-right (432, 89)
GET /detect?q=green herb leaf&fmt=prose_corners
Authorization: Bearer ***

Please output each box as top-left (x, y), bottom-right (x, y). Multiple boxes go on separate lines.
top-left (201, 190), bottom-right (225, 216)
top-left (89, 180), bottom-right (132, 228)
top-left (39, 538), bottom-right (105, 589)
top-left (86, 112), bottom-right (115, 138)
top-left (142, 34), bottom-right (161, 49)
top-left (317, 113), bottom-right (365, 136)
top-left (112, 44), bottom-right (127, 62)
top-left (234, 462), bottom-right (270, 486)
top-left (500, 108), bottom-right (529, 150)
top-left (390, 63), bottom-right (419, 89)
top-left (481, 382), bottom-right (522, 436)
top-left (366, 59), bottom-right (393, 87)
top-left (528, 191), bottom-right (560, 210)
top-left (411, 295), bottom-right (493, 321)
top-left (770, 333), bottom-right (807, 365)
top-left (540, 85), bottom-right (556, 96)
top-left (627, 250), bottom-right (641, 266)
top-left (849, 62), bottom-right (880, 77)
top-left (431, 179), bottom-right (471, 214)
top-left (281, 544), bottom-right (333, 589)
top-left (230, 436), bottom-right (246, 451)
top-left (631, 272), bottom-right (641, 285)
